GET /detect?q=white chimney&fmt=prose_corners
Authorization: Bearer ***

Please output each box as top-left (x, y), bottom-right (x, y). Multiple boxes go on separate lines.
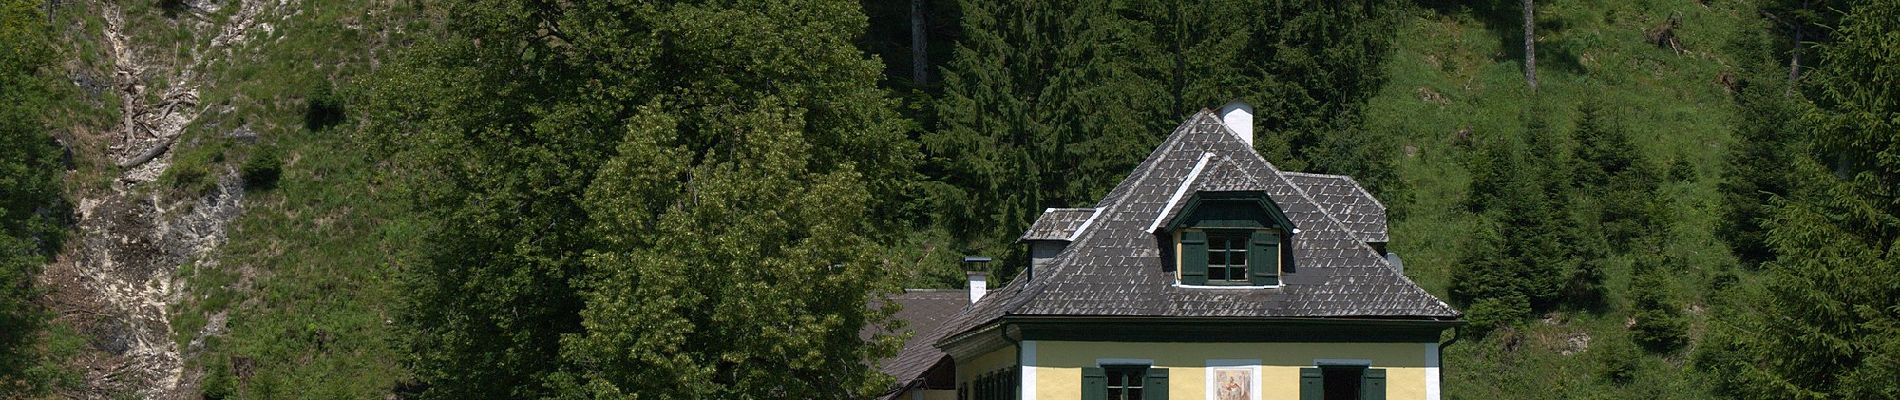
top-left (1219, 101), bottom-right (1254, 147)
top-left (966, 271), bottom-right (988, 304)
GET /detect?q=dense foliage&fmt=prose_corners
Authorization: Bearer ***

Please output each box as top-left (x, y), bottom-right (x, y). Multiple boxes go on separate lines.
top-left (0, 0), bottom-right (68, 395)
top-left (368, 0), bottom-right (911, 397)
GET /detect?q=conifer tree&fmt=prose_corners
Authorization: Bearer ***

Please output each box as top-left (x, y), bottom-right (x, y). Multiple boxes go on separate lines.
top-left (1706, 2), bottom-right (1900, 397)
top-left (1628, 251), bottom-right (1689, 352)
top-left (926, 0), bottom-right (1399, 274)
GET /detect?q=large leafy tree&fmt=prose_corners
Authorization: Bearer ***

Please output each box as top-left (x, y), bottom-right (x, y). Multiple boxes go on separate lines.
top-left (369, 0), bottom-right (912, 397)
top-left (1702, 1), bottom-right (1900, 398)
top-left (0, 0), bottom-right (66, 394)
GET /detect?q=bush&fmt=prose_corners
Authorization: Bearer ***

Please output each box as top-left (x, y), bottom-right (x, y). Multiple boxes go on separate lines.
top-left (1630, 305), bottom-right (1690, 352)
top-left (1465, 295), bottom-right (1530, 335)
top-left (160, 140), bottom-right (228, 195)
top-left (304, 82), bottom-right (345, 132)
top-left (241, 147), bottom-right (281, 191)
top-left (1593, 336), bottom-right (1642, 385)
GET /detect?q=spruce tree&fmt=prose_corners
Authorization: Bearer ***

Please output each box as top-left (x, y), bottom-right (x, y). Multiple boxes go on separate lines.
top-left (1628, 251), bottom-right (1689, 353)
top-left (1710, 2), bottom-right (1900, 397)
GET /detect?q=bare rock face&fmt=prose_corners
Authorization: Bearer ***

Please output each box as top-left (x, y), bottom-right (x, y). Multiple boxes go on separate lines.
top-left (37, 0), bottom-right (280, 397)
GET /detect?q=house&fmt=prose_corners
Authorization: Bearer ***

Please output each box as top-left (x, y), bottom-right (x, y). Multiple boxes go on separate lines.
top-left (878, 103), bottom-right (1462, 400)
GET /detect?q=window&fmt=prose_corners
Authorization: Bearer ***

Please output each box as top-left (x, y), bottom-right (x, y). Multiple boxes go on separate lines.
top-left (1085, 366), bottom-right (1167, 400)
top-left (1106, 365), bottom-right (1146, 400)
top-left (1298, 367), bottom-right (1385, 400)
top-left (1180, 230), bottom-right (1280, 286)
top-left (1206, 231), bottom-right (1249, 284)
top-left (1321, 366), bottom-right (1361, 400)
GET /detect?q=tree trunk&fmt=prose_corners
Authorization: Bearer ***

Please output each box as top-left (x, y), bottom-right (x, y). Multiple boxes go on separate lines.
top-left (1790, 0), bottom-right (1806, 82)
top-left (911, 0), bottom-right (928, 84)
top-left (1523, 0), bottom-right (1538, 90)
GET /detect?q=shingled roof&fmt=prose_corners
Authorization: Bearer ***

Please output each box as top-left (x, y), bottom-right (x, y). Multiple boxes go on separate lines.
top-left (1281, 172), bottom-right (1390, 243)
top-left (936, 110), bottom-right (1457, 345)
top-left (869, 289), bottom-right (967, 398)
top-left (1019, 208), bottom-right (1103, 242)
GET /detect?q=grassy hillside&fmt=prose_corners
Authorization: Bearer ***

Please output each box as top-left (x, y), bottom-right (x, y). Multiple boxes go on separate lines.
top-left (38, 0), bottom-right (429, 396)
top-left (1364, 1), bottom-right (1755, 398)
top-left (163, 1), bottom-right (429, 396)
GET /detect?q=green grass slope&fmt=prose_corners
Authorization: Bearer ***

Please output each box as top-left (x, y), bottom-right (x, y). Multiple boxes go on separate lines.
top-left (140, 0), bottom-right (429, 397)
top-left (1365, 1), bottom-right (1755, 398)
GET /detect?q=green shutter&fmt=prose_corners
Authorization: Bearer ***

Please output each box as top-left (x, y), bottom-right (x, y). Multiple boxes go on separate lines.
top-left (1142, 368), bottom-right (1168, 400)
top-left (1299, 368), bottom-right (1323, 400)
top-left (1249, 231), bottom-right (1281, 285)
top-left (1361, 368), bottom-right (1386, 400)
top-left (1181, 231), bottom-right (1209, 285)
top-left (1083, 367), bottom-right (1107, 400)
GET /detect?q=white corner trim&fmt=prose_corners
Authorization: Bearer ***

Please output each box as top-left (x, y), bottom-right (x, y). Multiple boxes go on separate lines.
top-left (1425, 343), bottom-right (1441, 400)
top-left (1021, 341), bottom-right (1038, 400)
top-left (1094, 358), bottom-right (1155, 366)
top-left (1203, 359), bottom-right (1262, 400)
top-left (1147, 152), bottom-right (1215, 233)
top-left (1067, 208), bottom-right (1105, 241)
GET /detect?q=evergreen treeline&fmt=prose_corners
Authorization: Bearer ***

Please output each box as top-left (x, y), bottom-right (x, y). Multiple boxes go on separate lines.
top-left (1697, 1), bottom-right (1900, 397)
top-left (923, 0), bottom-right (1402, 276)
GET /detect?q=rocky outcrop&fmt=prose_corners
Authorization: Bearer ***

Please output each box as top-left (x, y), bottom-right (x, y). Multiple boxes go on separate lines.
top-left (37, 0), bottom-right (279, 397)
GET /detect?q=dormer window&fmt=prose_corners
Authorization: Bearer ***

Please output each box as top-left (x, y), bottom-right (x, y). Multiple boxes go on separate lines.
top-left (1180, 229), bottom-right (1280, 286)
top-left (1163, 191), bottom-right (1295, 287)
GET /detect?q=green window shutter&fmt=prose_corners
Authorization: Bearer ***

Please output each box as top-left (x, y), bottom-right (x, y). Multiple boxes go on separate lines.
top-left (1299, 368), bottom-right (1323, 400)
top-left (1248, 230), bottom-right (1281, 285)
top-left (1082, 367), bottom-right (1107, 400)
top-left (1142, 368), bottom-right (1168, 400)
top-left (1361, 368), bottom-right (1386, 400)
top-left (1181, 231), bottom-right (1209, 285)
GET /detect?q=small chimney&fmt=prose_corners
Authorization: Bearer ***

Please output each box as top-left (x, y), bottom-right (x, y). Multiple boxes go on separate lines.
top-left (966, 271), bottom-right (988, 304)
top-left (1219, 101), bottom-right (1254, 147)
top-left (961, 256), bottom-right (993, 304)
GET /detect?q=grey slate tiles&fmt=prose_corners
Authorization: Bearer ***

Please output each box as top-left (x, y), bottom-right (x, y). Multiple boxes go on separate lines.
top-left (935, 110), bottom-right (1458, 345)
top-left (1019, 208), bottom-right (1102, 242)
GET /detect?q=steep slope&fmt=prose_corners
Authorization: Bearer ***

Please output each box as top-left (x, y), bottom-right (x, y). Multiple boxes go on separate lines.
top-left (36, 0), bottom-right (419, 396)
top-left (40, 0), bottom-right (278, 396)
top-left (1361, 1), bottom-right (1753, 398)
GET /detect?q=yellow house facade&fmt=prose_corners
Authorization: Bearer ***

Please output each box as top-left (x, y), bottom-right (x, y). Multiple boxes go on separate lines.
top-left (877, 104), bottom-right (1461, 400)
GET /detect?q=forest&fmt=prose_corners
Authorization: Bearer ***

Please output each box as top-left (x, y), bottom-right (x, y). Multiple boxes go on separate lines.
top-left (0, 0), bottom-right (1897, 398)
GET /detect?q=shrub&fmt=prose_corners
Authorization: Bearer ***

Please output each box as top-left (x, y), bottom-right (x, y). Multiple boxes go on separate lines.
top-left (241, 147), bottom-right (281, 191)
top-left (1594, 335), bottom-right (1642, 385)
top-left (1465, 295), bottom-right (1530, 335)
top-left (304, 82), bottom-right (345, 132)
